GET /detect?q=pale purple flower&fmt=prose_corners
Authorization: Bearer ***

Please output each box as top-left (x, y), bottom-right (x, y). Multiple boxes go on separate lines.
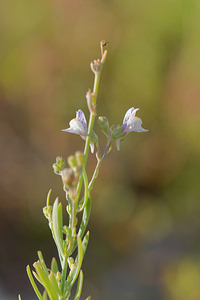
top-left (62, 110), bottom-right (94, 153)
top-left (116, 107), bottom-right (148, 150)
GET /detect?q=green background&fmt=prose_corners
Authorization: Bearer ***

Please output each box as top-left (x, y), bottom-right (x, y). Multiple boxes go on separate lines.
top-left (1, 0), bottom-right (200, 299)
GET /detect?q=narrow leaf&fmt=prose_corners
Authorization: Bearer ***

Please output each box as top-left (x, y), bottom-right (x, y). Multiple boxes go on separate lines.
top-left (71, 197), bottom-right (91, 254)
top-left (46, 189), bottom-right (52, 206)
top-left (52, 198), bottom-right (64, 257)
top-left (75, 232), bottom-right (89, 264)
top-left (78, 197), bottom-right (91, 238)
top-left (51, 257), bottom-right (59, 273)
top-left (33, 271), bottom-right (42, 284)
top-left (26, 265), bottom-right (43, 300)
top-left (38, 251), bottom-right (49, 275)
top-left (58, 203), bottom-right (63, 242)
top-left (34, 262), bottom-right (59, 300)
top-left (64, 236), bottom-right (83, 295)
top-left (49, 271), bottom-right (61, 295)
top-left (74, 270), bottom-right (83, 300)
top-left (78, 168), bottom-right (89, 212)
top-left (43, 291), bottom-right (47, 300)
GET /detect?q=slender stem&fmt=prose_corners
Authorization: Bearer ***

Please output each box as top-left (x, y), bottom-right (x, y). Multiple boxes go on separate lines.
top-left (88, 159), bottom-right (102, 192)
top-left (78, 167), bottom-right (89, 211)
top-left (75, 72), bottom-right (101, 205)
top-left (88, 137), bottom-right (112, 192)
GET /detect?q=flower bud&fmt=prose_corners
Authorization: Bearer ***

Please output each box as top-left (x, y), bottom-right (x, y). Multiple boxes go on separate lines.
top-left (52, 156), bottom-right (65, 174)
top-left (43, 206), bottom-right (52, 220)
top-left (98, 116), bottom-right (109, 132)
top-left (67, 155), bottom-right (77, 170)
top-left (60, 168), bottom-right (75, 187)
top-left (56, 272), bottom-right (61, 281)
top-left (68, 257), bottom-right (74, 267)
top-left (75, 151), bottom-right (84, 166)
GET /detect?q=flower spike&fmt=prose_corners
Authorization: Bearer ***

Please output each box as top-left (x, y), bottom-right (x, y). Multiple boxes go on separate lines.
top-left (62, 110), bottom-right (94, 153)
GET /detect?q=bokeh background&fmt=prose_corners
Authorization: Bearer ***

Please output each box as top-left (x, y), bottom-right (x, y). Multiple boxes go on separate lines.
top-left (1, 0), bottom-right (200, 299)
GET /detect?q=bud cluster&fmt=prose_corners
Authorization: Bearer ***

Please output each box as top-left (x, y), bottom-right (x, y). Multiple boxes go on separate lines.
top-left (53, 152), bottom-right (84, 191)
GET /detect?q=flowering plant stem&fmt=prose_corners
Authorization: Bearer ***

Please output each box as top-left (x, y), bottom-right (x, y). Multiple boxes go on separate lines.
top-left (20, 40), bottom-right (148, 300)
top-left (76, 71), bottom-right (101, 205)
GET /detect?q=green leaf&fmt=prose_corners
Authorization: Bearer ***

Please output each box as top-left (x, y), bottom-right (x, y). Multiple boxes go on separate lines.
top-left (34, 261), bottom-right (59, 300)
top-left (52, 198), bottom-right (64, 258)
top-left (70, 236), bottom-right (83, 287)
top-left (71, 197), bottom-right (91, 254)
top-left (37, 251), bottom-right (48, 275)
top-left (33, 271), bottom-right (42, 284)
top-left (43, 291), bottom-right (47, 300)
top-left (46, 189), bottom-right (52, 206)
top-left (78, 197), bottom-right (91, 238)
top-left (49, 271), bottom-right (61, 295)
top-left (26, 265), bottom-right (43, 300)
top-left (82, 231), bottom-right (90, 257)
top-left (51, 257), bottom-right (59, 273)
top-left (74, 270), bottom-right (83, 300)
top-left (85, 296), bottom-right (91, 300)
top-left (58, 203), bottom-right (63, 241)
top-left (75, 231), bottom-right (89, 264)
top-left (18, 295), bottom-right (22, 300)
top-left (64, 236), bottom-right (83, 295)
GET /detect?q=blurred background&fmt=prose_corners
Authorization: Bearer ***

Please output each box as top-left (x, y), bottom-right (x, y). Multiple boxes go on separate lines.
top-left (1, 0), bottom-right (200, 299)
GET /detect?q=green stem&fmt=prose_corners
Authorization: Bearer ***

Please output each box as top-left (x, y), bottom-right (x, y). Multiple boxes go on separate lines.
top-left (78, 167), bottom-right (89, 212)
top-left (75, 71), bottom-right (102, 205)
top-left (88, 137), bottom-right (112, 192)
top-left (88, 159), bottom-right (102, 192)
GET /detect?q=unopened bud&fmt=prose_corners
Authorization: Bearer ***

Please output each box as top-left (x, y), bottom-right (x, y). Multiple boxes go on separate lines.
top-left (75, 151), bottom-right (84, 166)
top-left (53, 156), bottom-right (65, 174)
top-left (68, 257), bottom-right (74, 267)
top-left (43, 206), bottom-right (52, 219)
top-left (63, 225), bottom-right (69, 235)
top-left (67, 155), bottom-right (77, 170)
top-left (98, 116), bottom-right (109, 132)
top-left (60, 168), bottom-right (75, 187)
top-left (56, 272), bottom-right (61, 281)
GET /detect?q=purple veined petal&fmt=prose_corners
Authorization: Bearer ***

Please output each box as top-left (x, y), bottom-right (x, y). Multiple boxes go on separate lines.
top-left (76, 110), bottom-right (88, 131)
top-left (123, 107), bottom-right (139, 125)
top-left (128, 118), bottom-right (148, 133)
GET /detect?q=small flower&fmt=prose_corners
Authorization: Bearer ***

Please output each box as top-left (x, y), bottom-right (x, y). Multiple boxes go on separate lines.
top-left (116, 107), bottom-right (148, 150)
top-left (62, 110), bottom-right (94, 153)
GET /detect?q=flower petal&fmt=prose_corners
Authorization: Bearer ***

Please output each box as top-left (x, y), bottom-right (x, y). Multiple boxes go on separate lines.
top-left (62, 119), bottom-right (87, 136)
top-left (123, 107), bottom-right (139, 125)
top-left (76, 110), bottom-right (87, 131)
top-left (128, 118), bottom-right (148, 132)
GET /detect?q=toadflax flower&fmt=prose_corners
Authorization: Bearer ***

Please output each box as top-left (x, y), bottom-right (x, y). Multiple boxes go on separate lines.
top-left (62, 109), bottom-right (94, 153)
top-left (115, 107), bottom-right (148, 151)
